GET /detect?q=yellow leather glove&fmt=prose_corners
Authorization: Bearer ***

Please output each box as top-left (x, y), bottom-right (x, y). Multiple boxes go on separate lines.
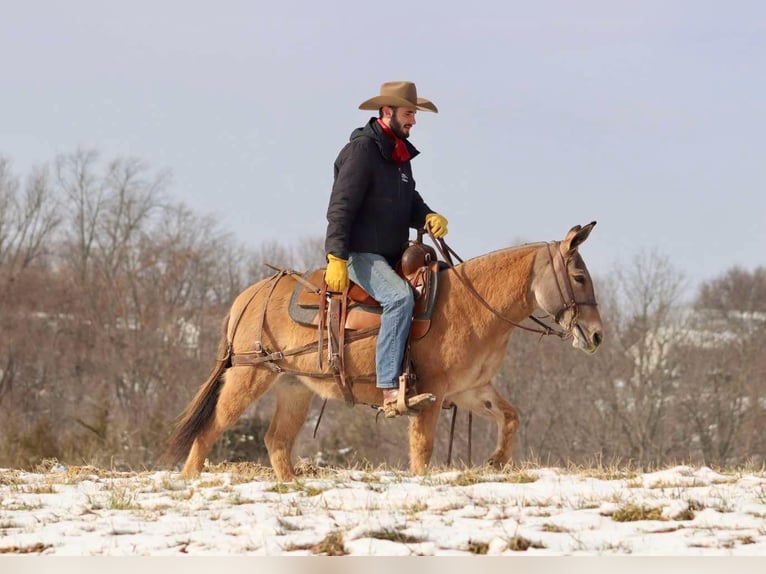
top-left (425, 212), bottom-right (449, 238)
top-left (325, 254), bottom-right (349, 292)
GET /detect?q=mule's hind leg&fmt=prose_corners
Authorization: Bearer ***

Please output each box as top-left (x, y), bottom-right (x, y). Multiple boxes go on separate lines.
top-left (448, 382), bottom-right (520, 468)
top-left (264, 378), bottom-right (314, 481)
top-left (182, 367), bottom-right (276, 478)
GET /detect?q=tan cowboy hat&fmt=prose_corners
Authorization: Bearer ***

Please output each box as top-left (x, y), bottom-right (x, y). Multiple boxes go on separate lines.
top-left (358, 81), bottom-right (438, 113)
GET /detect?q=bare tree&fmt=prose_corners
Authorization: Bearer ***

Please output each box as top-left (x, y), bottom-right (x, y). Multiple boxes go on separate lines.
top-left (0, 158), bottom-right (60, 278)
top-left (696, 266), bottom-right (766, 313)
top-left (246, 240), bottom-right (296, 282)
top-left (0, 157), bottom-right (60, 421)
top-left (55, 150), bottom-right (104, 282)
top-left (294, 235), bottom-right (326, 272)
top-left (0, 156), bottom-right (23, 267)
top-left (674, 266), bottom-right (766, 465)
top-left (207, 240), bottom-right (250, 306)
top-left (601, 251), bottom-right (688, 465)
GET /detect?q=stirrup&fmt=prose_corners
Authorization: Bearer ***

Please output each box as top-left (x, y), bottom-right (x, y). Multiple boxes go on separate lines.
top-left (379, 390), bottom-right (436, 418)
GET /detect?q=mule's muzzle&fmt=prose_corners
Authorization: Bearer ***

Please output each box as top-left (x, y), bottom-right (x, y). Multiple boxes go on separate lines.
top-left (572, 323), bottom-right (603, 354)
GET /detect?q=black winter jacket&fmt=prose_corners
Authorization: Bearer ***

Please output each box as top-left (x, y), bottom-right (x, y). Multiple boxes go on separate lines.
top-left (324, 118), bottom-right (433, 264)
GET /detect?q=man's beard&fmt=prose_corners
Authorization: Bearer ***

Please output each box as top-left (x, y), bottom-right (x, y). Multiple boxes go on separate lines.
top-left (390, 114), bottom-right (410, 139)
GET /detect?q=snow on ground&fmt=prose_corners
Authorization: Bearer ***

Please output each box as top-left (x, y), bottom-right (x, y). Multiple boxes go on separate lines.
top-left (0, 462), bottom-right (764, 556)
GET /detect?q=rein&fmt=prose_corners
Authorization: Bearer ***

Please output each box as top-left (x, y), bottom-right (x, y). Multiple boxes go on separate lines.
top-left (425, 228), bottom-right (576, 340)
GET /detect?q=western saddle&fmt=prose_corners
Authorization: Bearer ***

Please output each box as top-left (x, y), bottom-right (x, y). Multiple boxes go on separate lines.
top-left (286, 240), bottom-right (443, 411)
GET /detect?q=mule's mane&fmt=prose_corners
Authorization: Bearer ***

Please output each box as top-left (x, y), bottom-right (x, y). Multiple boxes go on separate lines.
top-left (451, 241), bottom-right (550, 270)
top-left (435, 240), bottom-right (550, 322)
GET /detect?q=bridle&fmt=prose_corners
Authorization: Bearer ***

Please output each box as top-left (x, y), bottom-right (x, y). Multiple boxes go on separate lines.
top-left (544, 241), bottom-right (599, 340)
top-left (426, 228), bottom-right (598, 340)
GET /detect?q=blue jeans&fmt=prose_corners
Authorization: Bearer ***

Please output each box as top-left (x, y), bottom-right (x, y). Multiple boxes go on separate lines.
top-left (347, 252), bottom-right (415, 389)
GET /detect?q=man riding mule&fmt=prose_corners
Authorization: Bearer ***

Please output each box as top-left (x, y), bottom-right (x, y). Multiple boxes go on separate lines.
top-left (324, 80), bottom-right (449, 417)
top-left (164, 219), bottom-right (604, 482)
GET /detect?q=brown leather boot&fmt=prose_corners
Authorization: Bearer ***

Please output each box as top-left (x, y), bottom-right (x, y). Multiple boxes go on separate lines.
top-left (380, 388), bottom-right (436, 418)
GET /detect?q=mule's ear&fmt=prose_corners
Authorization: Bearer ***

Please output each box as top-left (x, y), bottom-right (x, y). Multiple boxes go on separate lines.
top-left (562, 221), bottom-right (597, 254)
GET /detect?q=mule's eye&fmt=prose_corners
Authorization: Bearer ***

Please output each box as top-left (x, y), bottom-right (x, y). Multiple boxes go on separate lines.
top-left (573, 275), bottom-right (586, 285)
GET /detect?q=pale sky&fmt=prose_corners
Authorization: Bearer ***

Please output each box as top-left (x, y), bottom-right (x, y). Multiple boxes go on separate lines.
top-left (2, 0), bottom-right (764, 293)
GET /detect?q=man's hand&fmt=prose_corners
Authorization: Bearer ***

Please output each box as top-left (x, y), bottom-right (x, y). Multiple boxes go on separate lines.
top-left (425, 212), bottom-right (448, 238)
top-left (325, 254), bottom-right (349, 292)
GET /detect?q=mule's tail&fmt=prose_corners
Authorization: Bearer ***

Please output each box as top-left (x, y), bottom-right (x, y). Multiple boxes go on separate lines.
top-left (162, 314), bottom-right (231, 466)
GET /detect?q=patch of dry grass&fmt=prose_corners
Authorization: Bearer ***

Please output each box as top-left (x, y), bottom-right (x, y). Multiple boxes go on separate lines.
top-left (608, 503), bottom-right (666, 522)
top-left (65, 465), bottom-right (125, 480)
top-left (267, 480), bottom-right (327, 496)
top-left (573, 461), bottom-right (640, 481)
top-left (22, 483), bottom-right (56, 494)
top-left (737, 535), bottom-right (756, 545)
top-left (404, 501), bottom-right (428, 515)
top-left (106, 486), bottom-right (141, 510)
top-left (205, 461), bottom-right (275, 483)
top-left (284, 530), bottom-right (347, 555)
top-left (446, 467), bottom-right (537, 486)
top-left (0, 542), bottom-right (53, 554)
top-left (169, 489), bottom-right (195, 501)
top-left (363, 528), bottom-right (425, 544)
top-left (227, 492), bottom-right (254, 506)
top-left (196, 477), bottom-right (226, 488)
top-left (673, 500), bottom-right (704, 521)
top-left (506, 535), bottom-right (546, 551)
top-left (647, 479), bottom-right (690, 489)
top-left (276, 517), bottom-right (301, 532)
top-left (0, 470), bottom-right (23, 486)
top-left (541, 523), bottom-right (570, 533)
top-left (2, 501), bottom-right (43, 511)
top-left (465, 539), bottom-right (489, 554)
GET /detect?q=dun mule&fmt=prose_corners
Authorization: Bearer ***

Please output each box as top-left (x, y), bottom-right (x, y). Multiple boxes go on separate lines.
top-left (165, 222), bottom-right (603, 480)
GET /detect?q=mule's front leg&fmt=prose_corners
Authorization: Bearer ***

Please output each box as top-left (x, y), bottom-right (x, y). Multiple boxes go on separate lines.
top-left (408, 401), bottom-right (442, 474)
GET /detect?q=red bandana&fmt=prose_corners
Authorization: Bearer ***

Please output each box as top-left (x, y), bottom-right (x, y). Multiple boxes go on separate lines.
top-left (376, 118), bottom-right (411, 164)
